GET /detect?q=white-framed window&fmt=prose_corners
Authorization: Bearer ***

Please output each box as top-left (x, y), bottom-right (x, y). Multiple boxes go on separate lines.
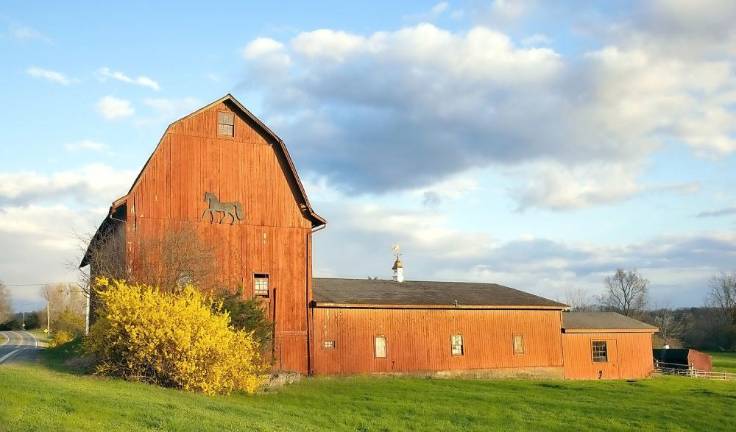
top-left (217, 111), bottom-right (234, 137)
top-left (374, 335), bottom-right (387, 358)
top-left (323, 340), bottom-right (336, 349)
top-left (451, 334), bottom-right (464, 356)
top-left (254, 273), bottom-right (269, 297)
top-left (592, 340), bottom-right (608, 363)
top-left (513, 334), bottom-right (524, 355)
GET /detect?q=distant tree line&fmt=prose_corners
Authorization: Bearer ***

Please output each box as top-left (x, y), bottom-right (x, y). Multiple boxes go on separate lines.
top-left (0, 280), bottom-right (88, 334)
top-left (566, 269), bottom-right (736, 351)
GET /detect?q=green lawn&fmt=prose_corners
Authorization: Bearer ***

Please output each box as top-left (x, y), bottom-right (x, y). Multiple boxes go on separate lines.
top-left (708, 352), bottom-right (736, 373)
top-left (1, 345), bottom-right (734, 432)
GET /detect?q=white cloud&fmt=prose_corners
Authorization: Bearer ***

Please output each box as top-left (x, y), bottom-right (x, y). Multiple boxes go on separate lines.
top-left (412, 174), bottom-right (480, 207)
top-left (486, 0), bottom-right (533, 24)
top-left (143, 97), bottom-right (201, 119)
top-left (0, 163), bottom-right (134, 309)
top-left (9, 24), bottom-right (51, 43)
top-left (96, 96), bottom-right (134, 120)
top-left (240, 16), bottom-right (736, 209)
top-left (512, 162), bottom-right (642, 211)
top-left (511, 162), bottom-right (701, 211)
top-left (64, 140), bottom-right (108, 153)
top-left (242, 38), bottom-right (291, 75)
top-left (521, 33), bottom-right (551, 46)
top-left (404, 2), bottom-right (452, 22)
top-left (26, 66), bottom-right (71, 85)
top-left (97, 67), bottom-right (160, 91)
top-left (0, 204), bottom-right (102, 310)
top-left (431, 2), bottom-right (449, 16)
top-left (291, 30), bottom-right (365, 62)
top-left (0, 164), bottom-right (135, 206)
top-left (312, 189), bottom-right (736, 306)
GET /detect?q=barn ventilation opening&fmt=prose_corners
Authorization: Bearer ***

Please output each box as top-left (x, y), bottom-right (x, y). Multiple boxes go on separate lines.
top-left (218, 111), bottom-right (234, 136)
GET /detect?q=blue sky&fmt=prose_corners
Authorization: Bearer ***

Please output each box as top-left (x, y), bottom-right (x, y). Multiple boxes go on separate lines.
top-left (1, 0), bottom-right (735, 311)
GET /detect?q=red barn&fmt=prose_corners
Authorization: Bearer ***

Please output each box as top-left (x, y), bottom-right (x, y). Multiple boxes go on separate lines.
top-left (82, 94), bottom-right (325, 373)
top-left (83, 94), bottom-right (658, 379)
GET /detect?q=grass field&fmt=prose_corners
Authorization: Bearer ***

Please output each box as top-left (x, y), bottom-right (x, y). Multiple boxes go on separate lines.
top-left (1, 343), bottom-right (735, 432)
top-left (709, 351), bottom-right (736, 373)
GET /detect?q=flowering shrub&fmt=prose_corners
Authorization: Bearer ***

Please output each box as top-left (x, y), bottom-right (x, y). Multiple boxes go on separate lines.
top-left (49, 329), bottom-right (75, 348)
top-left (86, 278), bottom-right (265, 395)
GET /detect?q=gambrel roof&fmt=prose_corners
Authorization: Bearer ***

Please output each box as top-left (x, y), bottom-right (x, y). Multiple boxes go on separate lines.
top-left (125, 94), bottom-right (325, 227)
top-left (81, 94), bottom-right (325, 267)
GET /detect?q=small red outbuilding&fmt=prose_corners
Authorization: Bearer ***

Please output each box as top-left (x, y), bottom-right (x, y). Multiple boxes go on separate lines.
top-left (562, 312), bottom-right (658, 380)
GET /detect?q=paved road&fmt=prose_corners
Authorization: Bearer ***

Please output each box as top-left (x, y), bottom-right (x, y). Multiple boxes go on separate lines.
top-left (0, 331), bottom-right (42, 364)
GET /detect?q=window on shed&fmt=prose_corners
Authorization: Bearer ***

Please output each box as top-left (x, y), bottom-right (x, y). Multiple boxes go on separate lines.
top-left (513, 335), bottom-right (524, 355)
top-left (374, 335), bottom-right (387, 358)
top-left (218, 111), bottom-right (234, 136)
top-left (451, 334), bottom-right (464, 356)
top-left (592, 341), bottom-right (608, 362)
top-left (254, 274), bottom-right (269, 297)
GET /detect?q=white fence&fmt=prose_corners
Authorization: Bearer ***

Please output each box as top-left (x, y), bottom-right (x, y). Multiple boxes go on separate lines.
top-left (654, 361), bottom-right (736, 381)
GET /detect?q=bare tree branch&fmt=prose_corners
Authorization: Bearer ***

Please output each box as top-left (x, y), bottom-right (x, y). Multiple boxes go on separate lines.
top-left (708, 272), bottom-right (736, 324)
top-left (601, 268), bottom-right (649, 317)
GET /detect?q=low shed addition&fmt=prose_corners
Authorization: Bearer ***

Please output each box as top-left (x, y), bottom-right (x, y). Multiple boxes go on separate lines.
top-left (562, 312), bottom-right (658, 380)
top-left (310, 278), bottom-right (568, 377)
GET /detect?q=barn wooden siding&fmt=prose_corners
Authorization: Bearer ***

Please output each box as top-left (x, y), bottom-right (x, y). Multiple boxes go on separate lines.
top-left (311, 307), bottom-right (565, 375)
top-left (561, 332), bottom-right (655, 379)
top-left (122, 100), bottom-right (315, 373)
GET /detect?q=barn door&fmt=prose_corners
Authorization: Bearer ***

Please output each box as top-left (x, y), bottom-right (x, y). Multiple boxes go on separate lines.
top-left (608, 339), bottom-right (620, 379)
top-left (599, 339), bottom-right (619, 379)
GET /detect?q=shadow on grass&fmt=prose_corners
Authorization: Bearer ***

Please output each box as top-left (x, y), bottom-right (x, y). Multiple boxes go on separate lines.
top-left (42, 338), bottom-right (95, 375)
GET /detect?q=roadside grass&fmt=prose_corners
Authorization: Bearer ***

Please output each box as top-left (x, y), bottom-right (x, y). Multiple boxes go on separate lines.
top-left (0, 344), bottom-right (734, 432)
top-left (29, 328), bottom-right (50, 343)
top-left (708, 351), bottom-right (736, 373)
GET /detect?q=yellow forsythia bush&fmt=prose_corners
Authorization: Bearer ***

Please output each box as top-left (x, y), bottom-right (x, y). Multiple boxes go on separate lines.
top-left (49, 330), bottom-right (75, 348)
top-left (85, 278), bottom-right (265, 395)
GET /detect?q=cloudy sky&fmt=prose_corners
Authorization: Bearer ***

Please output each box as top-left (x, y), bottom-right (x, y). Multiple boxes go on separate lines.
top-left (2, 0), bottom-right (735, 310)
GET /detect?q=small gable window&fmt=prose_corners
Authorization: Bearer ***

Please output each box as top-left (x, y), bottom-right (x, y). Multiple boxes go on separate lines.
top-left (254, 273), bottom-right (269, 297)
top-left (218, 111), bottom-right (234, 137)
top-left (592, 341), bottom-right (608, 363)
top-left (451, 334), bottom-right (464, 356)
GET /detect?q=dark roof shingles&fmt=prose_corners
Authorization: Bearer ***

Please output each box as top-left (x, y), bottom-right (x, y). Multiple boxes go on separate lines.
top-left (562, 312), bottom-right (657, 330)
top-left (312, 278), bottom-right (567, 308)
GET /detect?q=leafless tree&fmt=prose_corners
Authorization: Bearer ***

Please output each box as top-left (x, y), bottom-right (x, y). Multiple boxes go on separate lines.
top-left (40, 283), bottom-right (86, 333)
top-left (652, 308), bottom-right (685, 346)
top-left (564, 287), bottom-right (596, 311)
top-left (79, 224), bottom-right (219, 294)
top-left (134, 226), bottom-right (218, 293)
top-left (0, 281), bottom-right (12, 324)
top-left (708, 272), bottom-right (736, 324)
top-left (601, 269), bottom-right (648, 317)
top-left (75, 226), bottom-right (127, 296)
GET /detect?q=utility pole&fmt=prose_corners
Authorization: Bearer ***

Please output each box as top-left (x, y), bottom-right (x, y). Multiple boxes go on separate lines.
top-left (46, 300), bottom-right (50, 334)
top-left (85, 288), bottom-right (90, 336)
